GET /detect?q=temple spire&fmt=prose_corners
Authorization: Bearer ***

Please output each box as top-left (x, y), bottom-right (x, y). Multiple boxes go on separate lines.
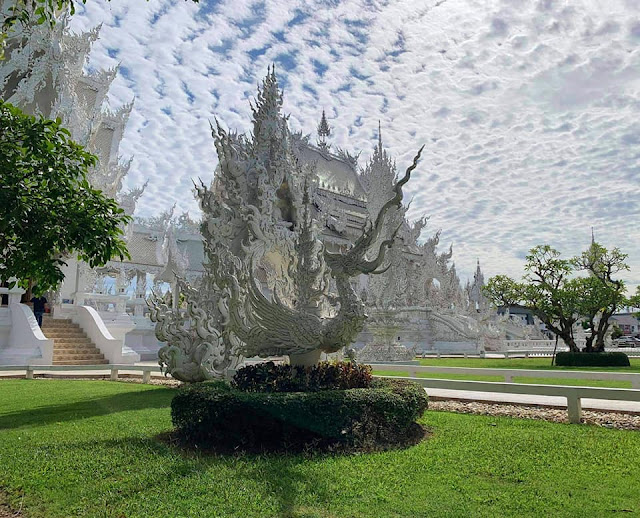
top-left (317, 110), bottom-right (331, 149)
top-left (591, 226), bottom-right (595, 245)
top-left (377, 120), bottom-right (382, 152)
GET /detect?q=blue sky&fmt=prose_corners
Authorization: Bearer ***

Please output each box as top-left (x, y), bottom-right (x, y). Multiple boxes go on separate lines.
top-left (69, 0), bottom-right (640, 290)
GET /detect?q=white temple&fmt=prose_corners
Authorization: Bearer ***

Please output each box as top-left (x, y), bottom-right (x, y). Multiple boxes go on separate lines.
top-left (0, 10), bottom-right (547, 366)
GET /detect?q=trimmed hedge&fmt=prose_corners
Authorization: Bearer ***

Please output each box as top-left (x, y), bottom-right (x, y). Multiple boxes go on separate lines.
top-left (232, 361), bottom-right (372, 392)
top-left (555, 352), bottom-right (630, 367)
top-left (171, 378), bottom-right (428, 451)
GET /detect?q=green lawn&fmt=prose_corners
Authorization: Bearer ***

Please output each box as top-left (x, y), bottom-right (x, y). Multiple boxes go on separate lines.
top-left (1, 380), bottom-right (639, 517)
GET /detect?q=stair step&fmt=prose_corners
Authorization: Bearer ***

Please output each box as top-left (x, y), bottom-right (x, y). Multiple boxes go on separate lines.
top-left (53, 353), bottom-right (106, 361)
top-left (53, 345), bottom-right (100, 354)
top-left (43, 331), bottom-right (88, 340)
top-left (43, 318), bottom-right (109, 366)
top-left (52, 337), bottom-right (92, 345)
top-left (42, 324), bottom-right (77, 329)
top-left (45, 333), bottom-right (88, 340)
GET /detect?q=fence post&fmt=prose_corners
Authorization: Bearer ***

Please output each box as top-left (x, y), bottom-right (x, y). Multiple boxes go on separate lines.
top-left (632, 376), bottom-right (640, 390)
top-left (110, 368), bottom-right (118, 381)
top-left (567, 393), bottom-right (582, 424)
top-left (504, 351), bottom-right (510, 359)
top-left (26, 367), bottom-right (34, 380)
top-left (142, 370), bottom-right (151, 384)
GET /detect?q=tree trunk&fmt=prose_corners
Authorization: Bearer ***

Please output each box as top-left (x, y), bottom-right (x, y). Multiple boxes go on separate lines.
top-left (593, 312), bottom-right (611, 353)
top-left (559, 326), bottom-right (579, 352)
top-left (562, 336), bottom-right (580, 353)
top-left (584, 334), bottom-right (594, 353)
top-left (543, 318), bottom-right (579, 352)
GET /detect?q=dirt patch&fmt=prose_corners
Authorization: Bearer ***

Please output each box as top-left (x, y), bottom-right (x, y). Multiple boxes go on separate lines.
top-left (0, 492), bottom-right (22, 518)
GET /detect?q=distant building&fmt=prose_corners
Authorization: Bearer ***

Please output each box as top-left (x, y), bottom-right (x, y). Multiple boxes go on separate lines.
top-left (610, 313), bottom-right (640, 336)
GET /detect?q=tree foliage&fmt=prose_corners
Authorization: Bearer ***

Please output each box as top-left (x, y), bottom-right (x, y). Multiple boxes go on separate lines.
top-left (0, 100), bottom-right (131, 294)
top-left (2, 0), bottom-right (199, 35)
top-left (484, 244), bottom-right (629, 353)
top-left (1, 0), bottom-right (201, 58)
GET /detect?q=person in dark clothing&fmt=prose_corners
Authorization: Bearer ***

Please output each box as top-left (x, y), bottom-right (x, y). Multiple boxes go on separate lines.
top-left (30, 296), bottom-right (47, 327)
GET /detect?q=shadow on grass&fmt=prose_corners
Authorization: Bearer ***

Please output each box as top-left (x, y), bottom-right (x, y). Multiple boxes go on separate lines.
top-left (157, 423), bottom-right (429, 517)
top-left (0, 388), bottom-right (175, 430)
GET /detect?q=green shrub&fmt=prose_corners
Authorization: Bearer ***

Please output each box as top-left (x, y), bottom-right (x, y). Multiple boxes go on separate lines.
top-left (171, 378), bottom-right (428, 451)
top-left (555, 352), bottom-right (630, 367)
top-left (231, 361), bottom-right (372, 392)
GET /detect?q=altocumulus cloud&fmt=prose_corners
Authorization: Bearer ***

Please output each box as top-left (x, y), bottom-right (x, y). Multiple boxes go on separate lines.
top-left (69, 0), bottom-right (640, 290)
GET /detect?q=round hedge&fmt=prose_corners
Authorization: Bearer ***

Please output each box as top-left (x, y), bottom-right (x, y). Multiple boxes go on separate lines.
top-left (171, 378), bottom-right (428, 452)
top-left (555, 351), bottom-right (630, 367)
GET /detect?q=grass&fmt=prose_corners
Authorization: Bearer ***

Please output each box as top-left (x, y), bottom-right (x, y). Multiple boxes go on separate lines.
top-left (1, 380), bottom-right (640, 517)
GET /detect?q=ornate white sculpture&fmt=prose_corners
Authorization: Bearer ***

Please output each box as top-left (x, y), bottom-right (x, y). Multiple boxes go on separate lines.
top-left (147, 69), bottom-right (423, 379)
top-left (227, 152), bottom-right (421, 366)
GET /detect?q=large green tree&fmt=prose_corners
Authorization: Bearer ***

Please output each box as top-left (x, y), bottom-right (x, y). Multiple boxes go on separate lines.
top-left (484, 244), bottom-right (629, 353)
top-left (572, 244), bottom-right (628, 351)
top-left (0, 100), bottom-right (130, 295)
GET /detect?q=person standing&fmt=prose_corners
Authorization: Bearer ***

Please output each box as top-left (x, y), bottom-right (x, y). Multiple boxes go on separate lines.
top-left (30, 295), bottom-right (47, 327)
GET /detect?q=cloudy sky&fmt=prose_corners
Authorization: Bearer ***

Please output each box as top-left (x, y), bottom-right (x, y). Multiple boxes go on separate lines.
top-left (69, 0), bottom-right (640, 290)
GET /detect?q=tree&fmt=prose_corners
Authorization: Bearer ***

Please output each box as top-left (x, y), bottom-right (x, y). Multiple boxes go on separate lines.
top-left (484, 244), bottom-right (629, 353)
top-left (573, 243), bottom-right (629, 351)
top-left (1, 0), bottom-right (201, 58)
top-left (0, 100), bottom-right (131, 295)
top-left (2, 0), bottom-right (200, 36)
top-left (629, 287), bottom-right (640, 315)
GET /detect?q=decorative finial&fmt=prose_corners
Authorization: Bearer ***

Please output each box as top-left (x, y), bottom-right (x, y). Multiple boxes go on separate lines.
top-left (591, 226), bottom-right (595, 245)
top-left (378, 120), bottom-right (382, 151)
top-left (317, 110), bottom-right (331, 149)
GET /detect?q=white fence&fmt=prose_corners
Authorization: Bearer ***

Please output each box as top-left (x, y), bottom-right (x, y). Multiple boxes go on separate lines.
top-left (0, 364), bottom-right (162, 383)
top-left (376, 375), bottom-right (640, 423)
top-left (371, 364), bottom-right (640, 389)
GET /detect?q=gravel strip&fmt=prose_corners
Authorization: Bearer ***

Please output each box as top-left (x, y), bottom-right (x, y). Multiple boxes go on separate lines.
top-left (429, 399), bottom-right (640, 430)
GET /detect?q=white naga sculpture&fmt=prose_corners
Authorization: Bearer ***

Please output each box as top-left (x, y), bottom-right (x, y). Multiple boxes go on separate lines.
top-left (148, 69), bottom-right (423, 380)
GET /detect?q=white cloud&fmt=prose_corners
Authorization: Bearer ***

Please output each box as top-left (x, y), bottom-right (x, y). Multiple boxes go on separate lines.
top-left (69, 0), bottom-right (640, 290)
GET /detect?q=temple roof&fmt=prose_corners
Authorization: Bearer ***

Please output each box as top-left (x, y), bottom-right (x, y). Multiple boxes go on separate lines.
top-left (296, 145), bottom-right (366, 199)
top-left (126, 231), bottom-right (163, 267)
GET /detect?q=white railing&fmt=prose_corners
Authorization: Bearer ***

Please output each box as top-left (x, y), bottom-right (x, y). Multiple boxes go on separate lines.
top-left (376, 375), bottom-right (640, 423)
top-left (371, 364), bottom-right (640, 389)
top-left (0, 364), bottom-right (163, 384)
